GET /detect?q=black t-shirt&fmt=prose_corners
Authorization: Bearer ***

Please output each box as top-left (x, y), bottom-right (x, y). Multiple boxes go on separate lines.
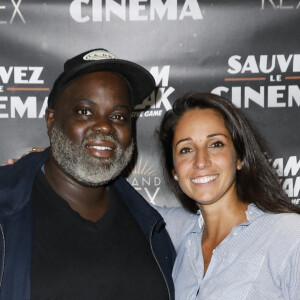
top-left (30, 171), bottom-right (169, 300)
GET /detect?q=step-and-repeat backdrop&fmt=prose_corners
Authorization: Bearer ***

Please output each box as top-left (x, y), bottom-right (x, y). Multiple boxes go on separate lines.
top-left (1, 0), bottom-right (299, 207)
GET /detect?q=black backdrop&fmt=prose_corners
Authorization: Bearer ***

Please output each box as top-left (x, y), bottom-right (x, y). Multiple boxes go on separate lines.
top-left (1, 0), bottom-right (299, 206)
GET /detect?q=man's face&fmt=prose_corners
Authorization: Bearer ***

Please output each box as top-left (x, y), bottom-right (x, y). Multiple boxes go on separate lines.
top-left (46, 71), bottom-right (133, 186)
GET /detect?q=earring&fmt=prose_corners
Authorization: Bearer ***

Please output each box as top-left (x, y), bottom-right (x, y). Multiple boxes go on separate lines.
top-left (174, 175), bottom-right (178, 180)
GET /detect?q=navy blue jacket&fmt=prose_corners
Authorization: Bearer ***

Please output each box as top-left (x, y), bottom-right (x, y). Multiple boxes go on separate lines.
top-left (0, 148), bottom-right (176, 299)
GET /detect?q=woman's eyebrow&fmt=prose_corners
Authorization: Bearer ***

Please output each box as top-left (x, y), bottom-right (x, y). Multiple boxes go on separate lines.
top-left (175, 137), bottom-right (192, 146)
top-left (207, 133), bottom-right (228, 138)
top-left (175, 133), bottom-right (228, 146)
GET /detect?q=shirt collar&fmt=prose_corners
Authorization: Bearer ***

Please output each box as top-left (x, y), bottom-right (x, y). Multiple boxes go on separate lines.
top-left (191, 203), bottom-right (265, 233)
top-left (245, 203), bottom-right (265, 224)
top-left (189, 210), bottom-right (204, 233)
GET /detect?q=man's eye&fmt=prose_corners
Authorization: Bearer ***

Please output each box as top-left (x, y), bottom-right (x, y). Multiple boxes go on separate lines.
top-left (111, 114), bottom-right (125, 121)
top-left (78, 108), bottom-right (92, 116)
top-left (210, 141), bottom-right (224, 148)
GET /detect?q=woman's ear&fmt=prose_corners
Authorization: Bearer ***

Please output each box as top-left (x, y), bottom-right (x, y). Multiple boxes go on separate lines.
top-left (237, 159), bottom-right (243, 170)
top-left (172, 169), bottom-right (178, 181)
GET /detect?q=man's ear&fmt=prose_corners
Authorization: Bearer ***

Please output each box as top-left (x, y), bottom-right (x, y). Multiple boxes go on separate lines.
top-left (45, 108), bottom-right (55, 136)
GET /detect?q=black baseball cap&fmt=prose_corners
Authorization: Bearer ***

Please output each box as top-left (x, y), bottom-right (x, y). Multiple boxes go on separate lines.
top-left (47, 48), bottom-right (156, 109)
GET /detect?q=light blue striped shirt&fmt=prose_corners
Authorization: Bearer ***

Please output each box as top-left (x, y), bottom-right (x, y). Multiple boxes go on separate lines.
top-left (158, 204), bottom-right (300, 300)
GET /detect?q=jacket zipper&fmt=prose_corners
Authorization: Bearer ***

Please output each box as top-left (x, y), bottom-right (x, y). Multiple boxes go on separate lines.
top-left (150, 220), bottom-right (171, 300)
top-left (0, 223), bottom-right (5, 290)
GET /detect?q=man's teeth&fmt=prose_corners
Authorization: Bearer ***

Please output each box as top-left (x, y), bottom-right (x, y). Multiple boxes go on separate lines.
top-left (192, 175), bottom-right (218, 184)
top-left (88, 146), bottom-right (112, 151)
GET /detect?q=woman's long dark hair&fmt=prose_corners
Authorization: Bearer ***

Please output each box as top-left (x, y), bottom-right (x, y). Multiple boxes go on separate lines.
top-left (158, 92), bottom-right (300, 214)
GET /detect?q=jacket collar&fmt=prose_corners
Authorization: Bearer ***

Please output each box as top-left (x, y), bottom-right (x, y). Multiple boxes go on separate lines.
top-left (111, 176), bottom-right (165, 240)
top-left (0, 148), bottom-right (50, 218)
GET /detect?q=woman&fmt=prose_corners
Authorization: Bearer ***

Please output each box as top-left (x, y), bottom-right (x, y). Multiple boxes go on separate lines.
top-left (158, 92), bottom-right (300, 300)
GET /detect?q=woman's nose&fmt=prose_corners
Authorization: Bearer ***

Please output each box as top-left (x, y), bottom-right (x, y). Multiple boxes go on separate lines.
top-left (193, 149), bottom-right (211, 170)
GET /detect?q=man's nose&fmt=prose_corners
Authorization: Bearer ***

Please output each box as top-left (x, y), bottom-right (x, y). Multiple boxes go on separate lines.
top-left (91, 118), bottom-right (113, 135)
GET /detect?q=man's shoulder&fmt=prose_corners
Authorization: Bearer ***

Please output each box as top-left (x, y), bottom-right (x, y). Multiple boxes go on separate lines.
top-left (0, 149), bottom-right (49, 217)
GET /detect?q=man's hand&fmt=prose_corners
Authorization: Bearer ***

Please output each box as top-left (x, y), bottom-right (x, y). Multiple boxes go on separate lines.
top-left (6, 158), bottom-right (17, 165)
top-left (4, 147), bottom-right (45, 165)
top-left (29, 147), bottom-right (45, 153)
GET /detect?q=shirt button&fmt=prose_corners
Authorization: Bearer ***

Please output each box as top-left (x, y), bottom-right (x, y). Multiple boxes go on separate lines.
top-left (248, 210), bottom-right (253, 215)
top-left (233, 232), bottom-right (238, 236)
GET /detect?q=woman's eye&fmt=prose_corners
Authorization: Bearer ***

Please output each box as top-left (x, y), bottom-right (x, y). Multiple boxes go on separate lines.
top-left (179, 147), bottom-right (192, 154)
top-left (77, 108), bottom-right (92, 116)
top-left (210, 141), bottom-right (224, 148)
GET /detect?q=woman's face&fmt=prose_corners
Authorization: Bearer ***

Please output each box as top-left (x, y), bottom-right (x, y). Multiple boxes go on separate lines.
top-left (172, 108), bottom-right (242, 207)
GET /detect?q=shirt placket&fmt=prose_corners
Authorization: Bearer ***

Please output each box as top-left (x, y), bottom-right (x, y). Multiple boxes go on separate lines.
top-left (196, 224), bottom-right (247, 299)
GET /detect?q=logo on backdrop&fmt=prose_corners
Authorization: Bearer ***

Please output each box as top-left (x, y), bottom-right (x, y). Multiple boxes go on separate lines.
top-left (0, 0), bottom-right (25, 24)
top-left (261, 0), bottom-right (300, 9)
top-left (70, 0), bottom-right (203, 22)
top-left (212, 54), bottom-right (300, 108)
top-left (271, 155), bottom-right (300, 205)
top-left (0, 66), bottom-right (48, 118)
top-left (132, 65), bottom-right (174, 118)
top-left (127, 156), bottom-right (161, 204)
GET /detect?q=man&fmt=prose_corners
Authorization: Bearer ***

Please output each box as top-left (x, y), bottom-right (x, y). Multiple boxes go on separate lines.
top-left (0, 49), bottom-right (175, 299)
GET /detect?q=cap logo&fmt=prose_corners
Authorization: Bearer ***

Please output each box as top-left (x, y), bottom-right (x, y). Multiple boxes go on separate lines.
top-left (83, 49), bottom-right (117, 61)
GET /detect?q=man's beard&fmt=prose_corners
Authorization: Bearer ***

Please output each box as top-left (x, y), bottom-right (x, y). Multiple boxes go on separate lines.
top-left (49, 123), bottom-right (134, 186)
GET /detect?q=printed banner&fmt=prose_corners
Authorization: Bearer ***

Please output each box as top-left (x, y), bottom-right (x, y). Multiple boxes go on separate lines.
top-left (1, 0), bottom-right (299, 206)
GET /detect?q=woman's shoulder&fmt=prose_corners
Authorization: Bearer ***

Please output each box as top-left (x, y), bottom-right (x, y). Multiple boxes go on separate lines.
top-left (262, 208), bottom-right (300, 224)
top-left (264, 212), bottom-right (300, 279)
top-left (272, 211), bottom-right (300, 234)
top-left (250, 204), bottom-right (300, 230)
top-left (258, 210), bottom-right (300, 249)
top-left (155, 205), bottom-right (199, 250)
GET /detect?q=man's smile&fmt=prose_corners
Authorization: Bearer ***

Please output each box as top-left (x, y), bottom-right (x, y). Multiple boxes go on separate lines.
top-left (85, 140), bottom-right (116, 158)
